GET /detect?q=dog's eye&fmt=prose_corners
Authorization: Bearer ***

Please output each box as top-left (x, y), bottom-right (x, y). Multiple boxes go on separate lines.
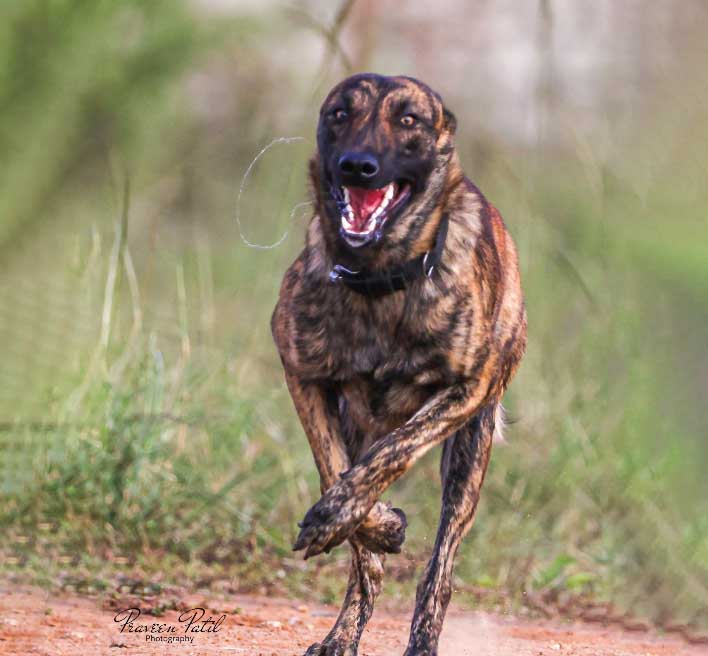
top-left (331, 108), bottom-right (349, 123)
top-left (400, 114), bottom-right (417, 127)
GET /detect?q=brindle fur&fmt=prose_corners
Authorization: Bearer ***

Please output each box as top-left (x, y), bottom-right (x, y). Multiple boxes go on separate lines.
top-left (272, 73), bottom-right (527, 656)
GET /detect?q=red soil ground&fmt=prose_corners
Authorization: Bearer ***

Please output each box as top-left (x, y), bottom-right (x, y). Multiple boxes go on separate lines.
top-left (0, 585), bottom-right (706, 656)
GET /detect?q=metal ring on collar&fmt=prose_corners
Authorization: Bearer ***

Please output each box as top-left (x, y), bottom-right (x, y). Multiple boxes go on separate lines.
top-left (422, 252), bottom-right (435, 278)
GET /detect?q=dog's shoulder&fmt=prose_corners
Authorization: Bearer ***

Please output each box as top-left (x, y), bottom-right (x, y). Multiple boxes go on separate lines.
top-left (271, 251), bottom-right (302, 370)
top-left (425, 177), bottom-right (526, 380)
top-left (270, 217), bottom-right (349, 377)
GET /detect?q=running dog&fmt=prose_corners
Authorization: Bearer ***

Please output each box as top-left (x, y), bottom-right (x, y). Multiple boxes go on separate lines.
top-left (272, 73), bottom-right (527, 655)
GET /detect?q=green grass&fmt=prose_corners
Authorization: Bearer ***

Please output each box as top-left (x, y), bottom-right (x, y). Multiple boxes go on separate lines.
top-left (0, 0), bottom-right (707, 634)
top-left (2, 145), bottom-right (706, 628)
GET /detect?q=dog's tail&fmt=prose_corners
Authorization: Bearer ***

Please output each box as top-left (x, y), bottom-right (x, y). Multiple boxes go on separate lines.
top-left (493, 404), bottom-right (507, 444)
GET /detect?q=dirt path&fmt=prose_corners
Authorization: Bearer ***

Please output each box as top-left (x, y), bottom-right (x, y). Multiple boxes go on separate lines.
top-left (0, 585), bottom-right (705, 656)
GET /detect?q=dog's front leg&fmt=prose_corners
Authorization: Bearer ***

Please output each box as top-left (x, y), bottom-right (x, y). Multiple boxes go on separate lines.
top-left (285, 371), bottom-right (403, 655)
top-left (284, 370), bottom-right (408, 557)
top-left (294, 378), bottom-right (494, 558)
top-left (284, 369), bottom-right (350, 491)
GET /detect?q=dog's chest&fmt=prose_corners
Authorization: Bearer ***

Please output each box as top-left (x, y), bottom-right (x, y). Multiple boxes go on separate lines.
top-left (322, 297), bottom-right (427, 376)
top-left (327, 304), bottom-right (452, 435)
top-left (287, 280), bottom-right (457, 430)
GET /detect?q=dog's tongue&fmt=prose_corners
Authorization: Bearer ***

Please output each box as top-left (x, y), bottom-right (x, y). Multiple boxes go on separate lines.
top-left (347, 186), bottom-right (386, 229)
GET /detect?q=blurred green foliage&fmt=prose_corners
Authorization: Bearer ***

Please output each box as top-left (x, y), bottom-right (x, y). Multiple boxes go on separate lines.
top-left (0, 0), bottom-right (706, 634)
top-left (0, 0), bottom-right (207, 248)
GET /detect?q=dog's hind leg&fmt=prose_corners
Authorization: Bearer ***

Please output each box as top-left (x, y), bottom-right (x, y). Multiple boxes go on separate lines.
top-left (403, 405), bottom-right (496, 656)
top-left (304, 539), bottom-right (384, 656)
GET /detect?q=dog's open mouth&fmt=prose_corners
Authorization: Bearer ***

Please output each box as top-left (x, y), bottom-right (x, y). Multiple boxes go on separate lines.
top-left (339, 182), bottom-right (411, 247)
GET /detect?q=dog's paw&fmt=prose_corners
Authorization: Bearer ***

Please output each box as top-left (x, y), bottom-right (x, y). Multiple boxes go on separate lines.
top-left (304, 640), bottom-right (358, 656)
top-left (293, 480), bottom-right (368, 559)
top-left (355, 503), bottom-right (407, 554)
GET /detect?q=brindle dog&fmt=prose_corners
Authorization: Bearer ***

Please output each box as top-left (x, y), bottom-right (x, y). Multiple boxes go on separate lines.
top-left (272, 73), bottom-right (527, 656)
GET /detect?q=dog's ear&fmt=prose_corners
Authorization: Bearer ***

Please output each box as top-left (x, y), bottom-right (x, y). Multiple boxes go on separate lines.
top-left (443, 107), bottom-right (457, 135)
top-left (309, 154), bottom-right (323, 204)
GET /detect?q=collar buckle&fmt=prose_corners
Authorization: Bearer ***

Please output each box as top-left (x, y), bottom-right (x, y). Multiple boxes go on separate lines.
top-left (329, 263), bottom-right (361, 284)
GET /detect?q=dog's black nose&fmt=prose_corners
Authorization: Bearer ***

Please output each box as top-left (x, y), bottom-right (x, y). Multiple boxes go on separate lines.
top-left (338, 152), bottom-right (379, 181)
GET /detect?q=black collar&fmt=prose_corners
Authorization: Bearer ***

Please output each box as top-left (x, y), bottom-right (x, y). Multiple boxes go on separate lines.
top-left (328, 213), bottom-right (449, 297)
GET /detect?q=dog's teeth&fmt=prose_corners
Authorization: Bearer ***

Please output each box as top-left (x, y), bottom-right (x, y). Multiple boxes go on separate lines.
top-left (343, 187), bottom-right (350, 203)
top-left (342, 207), bottom-right (355, 229)
top-left (385, 184), bottom-right (395, 200)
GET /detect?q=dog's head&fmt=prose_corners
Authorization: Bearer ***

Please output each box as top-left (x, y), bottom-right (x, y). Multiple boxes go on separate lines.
top-left (314, 73), bottom-right (457, 253)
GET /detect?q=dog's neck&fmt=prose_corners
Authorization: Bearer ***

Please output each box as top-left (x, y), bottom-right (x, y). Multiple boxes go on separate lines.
top-left (310, 153), bottom-right (463, 273)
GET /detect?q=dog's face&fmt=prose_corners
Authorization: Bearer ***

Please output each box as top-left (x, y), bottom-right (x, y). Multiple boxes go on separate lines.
top-left (316, 74), bottom-right (457, 250)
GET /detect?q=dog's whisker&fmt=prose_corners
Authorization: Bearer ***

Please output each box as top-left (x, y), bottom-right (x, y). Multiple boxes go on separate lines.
top-left (235, 136), bottom-right (312, 250)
